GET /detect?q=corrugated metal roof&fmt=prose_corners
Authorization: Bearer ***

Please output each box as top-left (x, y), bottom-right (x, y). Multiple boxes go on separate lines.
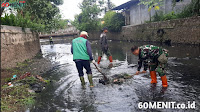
top-left (112, 0), bottom-right (139, 10)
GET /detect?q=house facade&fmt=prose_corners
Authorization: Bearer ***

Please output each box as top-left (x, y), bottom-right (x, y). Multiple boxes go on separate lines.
top-left (112, 0), bottom-right (192, 26)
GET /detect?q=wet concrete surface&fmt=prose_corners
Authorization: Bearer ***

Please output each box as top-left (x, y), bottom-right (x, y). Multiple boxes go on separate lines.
top-left (31, 38), bottom-right (200, 112)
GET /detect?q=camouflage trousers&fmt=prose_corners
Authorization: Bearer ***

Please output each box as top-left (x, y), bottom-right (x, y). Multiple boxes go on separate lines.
top-left (149, 52), bottom-right (169, 76)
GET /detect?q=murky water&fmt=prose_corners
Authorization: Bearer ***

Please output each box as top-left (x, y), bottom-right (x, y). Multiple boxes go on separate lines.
top-left (31, 38), bottom-right (200, 112)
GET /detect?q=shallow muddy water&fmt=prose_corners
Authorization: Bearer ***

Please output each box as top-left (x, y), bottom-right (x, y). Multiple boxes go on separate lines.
top-left (31, 38), bottom-right (200, 112)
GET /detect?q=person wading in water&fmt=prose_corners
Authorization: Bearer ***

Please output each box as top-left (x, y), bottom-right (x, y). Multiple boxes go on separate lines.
top-left (97, 27), bottom-right (113, 67)
top-left (131, 45), bottom-right (168, 87)
top-left (49, 36), bottom-right (53, 44)
top-left (71, 31), bottom-right (95, 88)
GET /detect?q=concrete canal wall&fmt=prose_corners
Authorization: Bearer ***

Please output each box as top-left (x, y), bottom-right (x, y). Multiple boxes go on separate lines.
top-left (89, 16), bottom-right (200, 45)
top-left (1, 25), bottom-right (40, 69)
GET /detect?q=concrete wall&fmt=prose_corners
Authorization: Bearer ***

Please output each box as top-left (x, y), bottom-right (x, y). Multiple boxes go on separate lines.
top-left (1, 25), bottom-right (41, 69)
top-left (129, 0), bottom-right (191, 26)
top-left (164, 0), bottom-right (192, 14)
top-left (89, 16), bottom-right (200, 45)
top-left (88, 31), bottom-right (123, 40)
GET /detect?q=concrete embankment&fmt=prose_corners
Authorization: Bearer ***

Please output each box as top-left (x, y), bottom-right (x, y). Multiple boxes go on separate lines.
top-left (1, 25), bottom-right (41, 69)
top-left (89, 16), bottom-right (200, 45)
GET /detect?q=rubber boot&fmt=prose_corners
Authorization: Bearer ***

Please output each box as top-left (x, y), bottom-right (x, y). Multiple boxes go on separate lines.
top-left (161, 75), bottom-right (168, 87)
top-left (97, 56), bottom-right (101, 64)
top-left (150, 71), bottom-right (157, 84)
top-left (108, 56), bottom-right (113, 62)
top-left (79, 76), bottom-right (85, 87)
top-left (88, 74), bottom-right (94, 87)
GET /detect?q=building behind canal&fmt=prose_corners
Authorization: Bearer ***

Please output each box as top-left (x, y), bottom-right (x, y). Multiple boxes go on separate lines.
top-left (112, 0), bottom-right (192, 26)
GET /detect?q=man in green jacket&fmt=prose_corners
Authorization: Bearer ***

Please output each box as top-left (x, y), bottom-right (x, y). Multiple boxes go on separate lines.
top-left (131, 45), bottom-right (169, 87)
top-left (71, 31), bottom-right (95, 87)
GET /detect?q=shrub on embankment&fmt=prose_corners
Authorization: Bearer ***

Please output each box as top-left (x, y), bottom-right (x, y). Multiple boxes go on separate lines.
top-left (1, 0), bottom-right (68, 33)
top-left (150, 0), bottom-right (200, 22)
top-left (1, 13), bottom-right (45, 32)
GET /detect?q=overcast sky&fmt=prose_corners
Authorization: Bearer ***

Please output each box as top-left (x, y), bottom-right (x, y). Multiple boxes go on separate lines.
top-left (58, 0), bottom-right (130, 20)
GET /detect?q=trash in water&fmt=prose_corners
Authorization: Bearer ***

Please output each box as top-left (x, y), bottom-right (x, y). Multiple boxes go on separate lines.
top-left (113, 78), bottom-right (125, 85)
top-left (20, 72), bottom-right (31, 79)
top-left (11, 75), bottom-right (17, 80)
top-left (94, 101), bottom-right (109, 104)
top-left (99, 79), bottom-right (108, 85)
top-left (8, 82), bottom-right (12, 86)
top-left (99, 73), bottom-right (133, 85)
top-left (35, 75), bottom-right (45, 82)
top-left (27, 88), bottom-right (35, 93)
top-left (30, 83), bottom-right (43, 93)
top-left (8, 82), bottom-right (14, 87)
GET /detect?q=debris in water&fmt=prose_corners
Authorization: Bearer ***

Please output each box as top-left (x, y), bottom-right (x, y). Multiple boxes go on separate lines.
top-left (99, 73), bottom-right (133, 85)
top-left (20, 72), bottom-right (31, 79)
top-left (99, 78), bottom-right (110, 85)
top-left (8, 82), bottom-right (14, 87)
top-left (35, 75), bottom-right (45, 82)
top-left (11, 75), bottom-right (17, 80)
top-left (95, 101), bottom-right (109, 104)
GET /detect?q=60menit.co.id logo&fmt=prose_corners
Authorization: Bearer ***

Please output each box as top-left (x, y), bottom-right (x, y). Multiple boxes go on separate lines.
top-left (1, 1), bottom-right (26, 8)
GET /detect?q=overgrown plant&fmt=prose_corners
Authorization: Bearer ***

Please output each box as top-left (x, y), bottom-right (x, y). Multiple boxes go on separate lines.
top-left (1, 84), bottom-right (35, 112)
top-left (1, 13), bottom-right (45, 32)
top-left (72, 0), bottom-right (105, 31)
top-left (1, 0), bottom-right (67, 32)
top-left (102, 11), bottom-right (125, 32)
top-left (150, 0), bottom-right (200, 22)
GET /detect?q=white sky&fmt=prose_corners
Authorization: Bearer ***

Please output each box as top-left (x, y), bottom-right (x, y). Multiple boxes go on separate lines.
top-left (58, 0), bottom-right (130, 20)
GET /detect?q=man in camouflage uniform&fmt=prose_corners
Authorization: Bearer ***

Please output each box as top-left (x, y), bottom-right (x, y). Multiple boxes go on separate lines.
top-left (131, 45), bottom-right (168, 87)
top-left (97, 27), bottom-right (113, 64)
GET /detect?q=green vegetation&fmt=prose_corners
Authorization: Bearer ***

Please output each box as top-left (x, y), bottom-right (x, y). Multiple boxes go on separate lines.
top-left (139, 0), bottom-right (200, 22)
top-left (138, 0), bottom-right (187, 11)
top-left (102, 11), bottom-right (125, 32)
top-left (72, 0), bottom-right (105, 31)
top-left (1, 13), bottom-right (45, 32)
top-left (139, 0), bottom-right (164, 11)
top-left (1, 0), bottom-right (68, 32)
top-left (1, 52), bottom-right (51, 111)
top-left (146, 0), bottom-right (200, 22)
top-left (1, 84), bottom-right (35, 112)
top-left (72, 0), bottom-right (124, 32)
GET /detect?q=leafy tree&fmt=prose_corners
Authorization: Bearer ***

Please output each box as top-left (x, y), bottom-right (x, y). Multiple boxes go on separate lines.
top-left (102, 11), bottom-right (125, 32)
top-left (18, 0), bottom-right (64, 32)
top-left (138, 0), bottom-right (199, 12)
top-left (1, 13), bottom-right (45, 32)
top-left (138, 0), bottom-right (164, 12)
top-left (72, 0), bottom-right (105, 31)
top-left (1, 0), bottom-right (66, 32)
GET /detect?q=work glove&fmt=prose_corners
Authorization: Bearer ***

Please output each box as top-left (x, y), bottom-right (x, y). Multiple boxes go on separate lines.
top-left (91, 60), bottom-right (95, 64)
